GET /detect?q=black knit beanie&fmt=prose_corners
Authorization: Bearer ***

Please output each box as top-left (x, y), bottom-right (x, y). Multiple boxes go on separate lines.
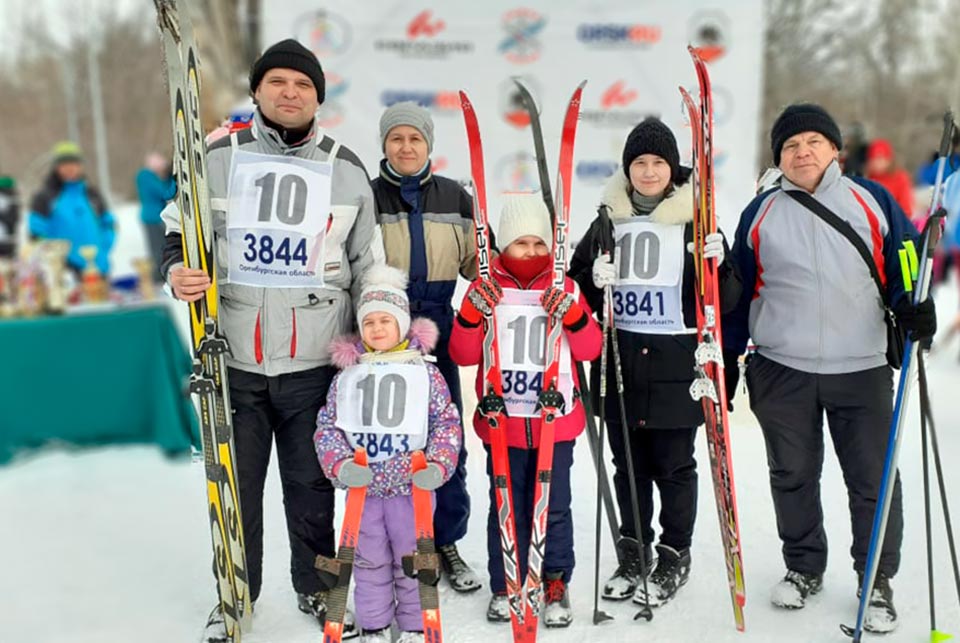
top-left (622, 117), bottom-right (681, 184)
top-left (770, 103), bottom-right (842, 165)
top-left (249, 39), bottom-right (325, 103)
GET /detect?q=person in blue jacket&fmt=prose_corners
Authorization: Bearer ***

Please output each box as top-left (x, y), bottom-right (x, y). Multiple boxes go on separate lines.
top-left (136, 152), bottom-right (176, 275)
top-left (29, 141), bottom-right (114, 276)
top-left (724, 103), bottom-right (936, 634)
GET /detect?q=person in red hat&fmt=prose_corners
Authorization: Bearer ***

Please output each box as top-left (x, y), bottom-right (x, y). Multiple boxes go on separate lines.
top-left (866, 139), bottom-right (915, 223)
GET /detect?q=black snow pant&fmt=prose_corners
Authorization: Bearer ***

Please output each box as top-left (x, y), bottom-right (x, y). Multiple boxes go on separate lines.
top-left (746, 354), bottom-right (902, 577)
top-left (226, 365), bottom-right (337, 602)
top-left (606, 422), bottom-right (698, 551)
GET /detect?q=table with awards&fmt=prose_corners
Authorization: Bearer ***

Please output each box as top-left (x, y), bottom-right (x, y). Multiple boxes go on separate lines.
top-left (0, 302), bottom-right (199, 464)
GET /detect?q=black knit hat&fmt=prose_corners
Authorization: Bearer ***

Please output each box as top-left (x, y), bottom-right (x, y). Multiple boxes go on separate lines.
top-left (770, 103), bottom-right (843, 165)
top-left (622, 117), bottom-right (681, 184)
top-left (249, 39), bottom-right (325, 103)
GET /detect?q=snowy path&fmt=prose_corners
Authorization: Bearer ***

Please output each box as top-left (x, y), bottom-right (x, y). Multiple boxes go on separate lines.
top-left (3, 284), bottom-right (960, 642)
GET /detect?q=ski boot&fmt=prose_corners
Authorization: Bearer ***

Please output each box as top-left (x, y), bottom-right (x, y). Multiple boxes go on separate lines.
top-left (438, 542), bottom-right (482, 593)
top-left (771, 570), bottom-right (823, 609)
top-left (633, 544), bottom-right (691, 607)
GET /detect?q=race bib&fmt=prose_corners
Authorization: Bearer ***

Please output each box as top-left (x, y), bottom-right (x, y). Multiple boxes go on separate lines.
top-left (225, 151), bottom-right (332, 288)
top-left (336, 363), bottom-right (429, 463)
top-left (612, 220), bottom-right (689, 334)
top-left (496, 289), bottom-right (574, 418)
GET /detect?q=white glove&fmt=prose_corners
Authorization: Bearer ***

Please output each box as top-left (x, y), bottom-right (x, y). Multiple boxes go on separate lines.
top-left (687, 232), bottom-right (725, 266)
top-left (592, 253), bottom-right (617, 288)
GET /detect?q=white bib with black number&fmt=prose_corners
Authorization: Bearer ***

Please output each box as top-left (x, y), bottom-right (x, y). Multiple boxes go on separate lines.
top-left (612, 219), bottom-right (689, 334)
top-left (225, 151), bottom-right (332, 288)
top-left (495, 288), bottom-right (574, 418)
top-left (335, 363), bottom-right (429, 464)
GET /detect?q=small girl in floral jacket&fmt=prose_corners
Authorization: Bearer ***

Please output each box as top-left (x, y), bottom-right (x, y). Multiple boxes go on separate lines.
top-left (314, 264), bottom-right (461, 643)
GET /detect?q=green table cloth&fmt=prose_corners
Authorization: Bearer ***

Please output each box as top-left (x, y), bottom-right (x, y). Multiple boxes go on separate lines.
top-left (0, 303), bottom-right (199, 463)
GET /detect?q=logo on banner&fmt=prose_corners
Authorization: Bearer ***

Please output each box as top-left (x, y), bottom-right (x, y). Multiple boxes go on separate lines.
top-left (496, 152), bottom-right (540, 192)
top-left (689, 10), bottom-right (729, 63)
top-left (499, 76), bottom-right (541, 128)
top-left (499, 8), bottom-right (546, 64)
top-left (375, 9), bottom-right (474, 59)
top-left (576, 23), bottom-right (661, 48)
top-left (679, 84), bottom-right (733, 126)
top-left (316, 73), bottom-right (348, 128)
top-left (380, 90), bottom-right (460, 115)
top-left (580, 80), bottom-right (647, 129)
top-left (576, 161), bottom-right (618, 185)
top-left (295, 10), bottom-right (352, 58)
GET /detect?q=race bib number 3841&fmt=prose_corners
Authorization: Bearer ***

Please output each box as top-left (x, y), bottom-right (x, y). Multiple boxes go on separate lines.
top-left (226, 151), bottom-right (332, 288)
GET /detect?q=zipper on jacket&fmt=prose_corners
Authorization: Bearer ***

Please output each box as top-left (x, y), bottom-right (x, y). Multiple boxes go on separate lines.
top-left (525, 418), bottom-right (534, 449)
top-left (812, 210), bottom-right (824, 368)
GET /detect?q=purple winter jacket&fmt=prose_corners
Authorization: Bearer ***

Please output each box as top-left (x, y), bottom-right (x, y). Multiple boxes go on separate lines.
top-left (314, 317), bottom-right (462, 499)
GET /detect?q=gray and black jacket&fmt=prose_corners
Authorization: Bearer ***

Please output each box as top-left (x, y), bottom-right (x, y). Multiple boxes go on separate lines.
top-left (161, 110), bottom-right (382, 376)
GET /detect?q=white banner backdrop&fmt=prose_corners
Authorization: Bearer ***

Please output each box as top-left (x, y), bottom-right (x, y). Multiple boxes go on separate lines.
top-left (262, 1), bottom-right (764, 239)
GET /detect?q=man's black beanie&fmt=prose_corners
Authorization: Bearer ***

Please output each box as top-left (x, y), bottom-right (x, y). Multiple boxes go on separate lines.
top-left (249, 39), bottom-right (325, 103)
top-left (770, 103), bottom-right (843, 165)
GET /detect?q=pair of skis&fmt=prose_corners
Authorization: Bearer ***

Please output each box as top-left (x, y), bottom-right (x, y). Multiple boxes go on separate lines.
top-left (460, 83), bottom-right (585, 642)
top-left (322, 449), bottom-right (442, 643)
top-left (841, 112), bottom-right (955, 642)
top-left (154, 1), bottom-right (251, 640)
top-left (680, 46), bottom-right (746, 631)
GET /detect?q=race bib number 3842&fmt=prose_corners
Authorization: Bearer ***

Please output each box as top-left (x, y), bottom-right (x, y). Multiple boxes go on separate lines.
top-left (226, 151), bottom-right (332, 288)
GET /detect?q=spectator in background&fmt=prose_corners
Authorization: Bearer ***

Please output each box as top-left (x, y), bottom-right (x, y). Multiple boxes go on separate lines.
top-left (0, 175), bottom-right (19, 258)
top-left (840, 122), bottom-right (868, 177)
top-left (136, 152), bottom-right (176, 275)
top-left (29, 141), bottom-right (114, 276)
top-left (866, 139), bottom-right (914, 222)
top-left (916, 130), bottom-right (960, 186)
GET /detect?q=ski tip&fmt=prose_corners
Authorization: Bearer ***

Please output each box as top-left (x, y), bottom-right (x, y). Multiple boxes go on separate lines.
top-left (932, 631), bottom-right (954, 643)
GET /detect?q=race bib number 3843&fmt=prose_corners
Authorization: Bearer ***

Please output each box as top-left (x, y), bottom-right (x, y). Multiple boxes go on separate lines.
top-left (226, 151), bottom-right (332, 288)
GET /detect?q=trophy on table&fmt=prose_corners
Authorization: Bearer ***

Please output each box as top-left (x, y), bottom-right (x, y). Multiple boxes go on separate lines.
top-left (16, 242), bottom-right (44, 317)
top-left (0, 257), bottom-right (15, 318)
top-left (38, 240), bottom-right (70, 314)
top-left (132, 257), bottom-right (156, 301)
top-left (79, 245), bottom-right (108, 303)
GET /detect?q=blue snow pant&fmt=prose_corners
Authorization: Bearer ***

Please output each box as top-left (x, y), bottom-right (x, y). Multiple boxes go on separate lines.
top-left (484, 440), bottom-right (576, 594)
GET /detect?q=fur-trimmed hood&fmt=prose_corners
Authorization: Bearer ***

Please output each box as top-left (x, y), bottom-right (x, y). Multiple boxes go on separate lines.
top-left (600, 171), bottom-right (693, 226)
top-left (329, 317), bottom-right (439, 369)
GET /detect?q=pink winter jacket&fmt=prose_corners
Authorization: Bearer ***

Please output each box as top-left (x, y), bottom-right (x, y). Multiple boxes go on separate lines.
top-left (314, 318), bottom-right (462, 498)
top-left (449, 256), bottom-right (602, 449)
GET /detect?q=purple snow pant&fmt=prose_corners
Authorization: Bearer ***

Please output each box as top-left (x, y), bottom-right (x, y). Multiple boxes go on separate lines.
top-left (355, 494), bottom-right (432, 632)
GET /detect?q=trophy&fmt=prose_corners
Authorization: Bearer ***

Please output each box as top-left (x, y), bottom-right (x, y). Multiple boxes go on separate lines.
top-left (132, 257), bottom-right (156, 301)
top-left (16, 242), bottom-right (43, 317)
top-left (0, 258), bottom-right (15, 318)
top-left (39, 240), bottom-right (70, 314)
top-left (79, 245), bottom-right (108, 303)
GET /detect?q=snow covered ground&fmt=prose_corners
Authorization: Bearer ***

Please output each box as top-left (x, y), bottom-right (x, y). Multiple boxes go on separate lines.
top-left (3, 213), bottom-right (960, 642)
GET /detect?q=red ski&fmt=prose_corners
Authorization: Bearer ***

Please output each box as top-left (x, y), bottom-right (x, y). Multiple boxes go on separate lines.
top-left (459, 90), bottom-right (526, 642)
top-left (321, 448), bottom-right (368, 643)
top-left (681, 45), bottom-right (746, 631)
top-left (408, 450), bottom-right (443, 642)
top-left (521, 82), bottom-right (585, 640)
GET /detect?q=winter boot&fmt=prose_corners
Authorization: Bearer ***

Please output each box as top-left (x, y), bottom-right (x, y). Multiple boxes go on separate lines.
top-left (633, 544), bottom-right (691, 607)
top-left (397, 631), bottom-right (425, 643)
top-left (298, 591), bottom-right (358, 639)
top-left (602, 537), bottom-right (653, 601)
top-left (201, 605), bottom-right (228, 643)
top-left (858, 573), bottom-right (898, 634)
top-left (438, 542), bottom-right (482, 593)
top-left (487, 592), bottom-right (512, 623)
top-left (359, 627), bottom-right (392, 643)
top-left (543, 571), bottom-right (573, 628)
top-left (770, 570), bottom-right (823, 609)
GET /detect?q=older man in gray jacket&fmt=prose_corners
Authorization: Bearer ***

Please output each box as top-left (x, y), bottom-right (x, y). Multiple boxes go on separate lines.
top-left (725, 103), bottom-right (936, 634)
top-left (162, 39), bottom-right (380, 641)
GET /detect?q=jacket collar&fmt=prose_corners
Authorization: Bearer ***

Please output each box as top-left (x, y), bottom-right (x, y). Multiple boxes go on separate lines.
top-left (378, 159), bottom-right (433, 188)
top-left (252, 109), bottom-right (320, 154)
top-left (780, 159), bottom-right (842, 196)
top-left (600, 171), bottom-right (694, 225)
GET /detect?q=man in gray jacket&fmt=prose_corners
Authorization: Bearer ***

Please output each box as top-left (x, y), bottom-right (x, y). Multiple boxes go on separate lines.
top-left (725, 103), bottom-right (936, 634)
top-left (162, 39), bottom-right (379, 640)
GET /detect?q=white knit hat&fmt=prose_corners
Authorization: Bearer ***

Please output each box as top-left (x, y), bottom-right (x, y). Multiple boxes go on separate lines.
top-left (497, 192), bottom-right (553, 251)
top-left (356, 264), bottom-right (411, 339)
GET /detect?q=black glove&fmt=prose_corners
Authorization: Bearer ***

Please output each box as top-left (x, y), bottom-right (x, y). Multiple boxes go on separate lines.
top-left (894, 297), bottom-right (937, 342)
top-left (723, 350), bottom-right (742, 411)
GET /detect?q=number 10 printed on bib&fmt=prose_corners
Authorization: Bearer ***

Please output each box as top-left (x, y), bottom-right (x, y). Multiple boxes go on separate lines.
top-left (612, 220), bottom-right (687, 334)
top-left (226, 151), bottom-right (332, 288)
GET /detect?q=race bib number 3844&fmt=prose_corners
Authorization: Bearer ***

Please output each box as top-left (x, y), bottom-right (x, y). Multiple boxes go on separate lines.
top-left (226, 151), bottom-right (332, 288)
